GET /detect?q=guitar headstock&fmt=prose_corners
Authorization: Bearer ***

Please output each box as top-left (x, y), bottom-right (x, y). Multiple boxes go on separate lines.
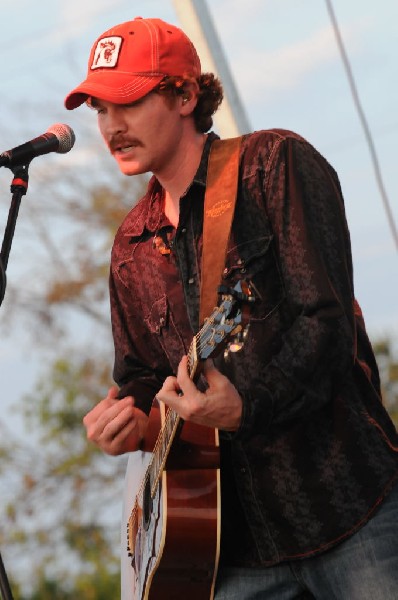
top-left (188, 280), bottom-right (254, 378)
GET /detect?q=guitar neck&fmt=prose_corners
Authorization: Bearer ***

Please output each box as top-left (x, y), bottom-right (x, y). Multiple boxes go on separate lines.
top-left (143, 332), bottom-right (199, 500)
top-left (147, 407), bottom-right (180, 498)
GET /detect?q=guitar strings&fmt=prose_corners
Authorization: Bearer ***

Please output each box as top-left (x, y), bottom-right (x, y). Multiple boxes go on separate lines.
top-left (128, 405), bottom-right (181, 525)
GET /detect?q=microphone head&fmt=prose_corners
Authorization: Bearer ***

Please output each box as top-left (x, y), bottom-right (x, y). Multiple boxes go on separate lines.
top-left (47, 123), bottom-right (76, 154)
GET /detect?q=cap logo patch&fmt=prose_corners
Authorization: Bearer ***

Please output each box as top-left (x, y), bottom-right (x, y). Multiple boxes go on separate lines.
top-left (91, 36), bottom-right (123, 70)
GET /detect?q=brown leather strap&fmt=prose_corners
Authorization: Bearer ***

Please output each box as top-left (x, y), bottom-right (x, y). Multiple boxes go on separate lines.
top-left (200, 136), bottom-right (242, 325)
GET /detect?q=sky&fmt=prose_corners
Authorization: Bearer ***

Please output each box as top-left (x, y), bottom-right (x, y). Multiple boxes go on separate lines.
top-left (0, 0), bottom-right (397, 429)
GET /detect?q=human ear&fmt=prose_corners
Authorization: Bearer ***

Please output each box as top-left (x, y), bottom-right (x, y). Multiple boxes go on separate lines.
top-left (180, 80), bottom-right (199, 113)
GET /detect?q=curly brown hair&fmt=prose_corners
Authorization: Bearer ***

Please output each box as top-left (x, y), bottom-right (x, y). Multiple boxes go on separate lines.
top-left (154, 74), bottom-right (224, 133)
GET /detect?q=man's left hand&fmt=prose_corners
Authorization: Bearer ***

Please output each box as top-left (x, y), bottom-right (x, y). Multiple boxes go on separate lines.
top-left (156, 356), bottom-right (243, 431)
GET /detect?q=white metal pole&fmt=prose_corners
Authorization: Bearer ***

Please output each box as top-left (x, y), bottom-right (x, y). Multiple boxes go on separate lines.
top-left (171, 0), bottom-right (251, 138)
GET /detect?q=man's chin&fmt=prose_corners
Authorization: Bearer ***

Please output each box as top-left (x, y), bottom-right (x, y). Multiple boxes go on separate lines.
top-left (116, 160), bottom-right (146, 177)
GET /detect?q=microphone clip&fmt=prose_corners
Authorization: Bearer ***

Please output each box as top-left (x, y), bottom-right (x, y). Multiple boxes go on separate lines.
top-left (9, 163), bottom-right (30, 194)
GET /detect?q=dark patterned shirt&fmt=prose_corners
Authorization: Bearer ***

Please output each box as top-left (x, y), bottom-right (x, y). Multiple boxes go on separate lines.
top-left (110, 129), bottom-right (398, 566)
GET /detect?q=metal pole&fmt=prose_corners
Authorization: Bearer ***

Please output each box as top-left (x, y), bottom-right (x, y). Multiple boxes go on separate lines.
top-left (172, 0), bottom-right (251, 137)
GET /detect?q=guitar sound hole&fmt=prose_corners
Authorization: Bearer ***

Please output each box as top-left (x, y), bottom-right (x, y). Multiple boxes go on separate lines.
top-left (143, 478), bottom-right (152, 531)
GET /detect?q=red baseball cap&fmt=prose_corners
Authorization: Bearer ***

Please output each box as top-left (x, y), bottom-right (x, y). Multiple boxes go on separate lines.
top-left (64, 17), bottom-right (201, 110)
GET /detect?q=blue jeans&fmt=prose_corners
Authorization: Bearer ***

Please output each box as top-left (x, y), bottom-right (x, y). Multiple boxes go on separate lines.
top-left (215, 483), bottom-right (398, 599)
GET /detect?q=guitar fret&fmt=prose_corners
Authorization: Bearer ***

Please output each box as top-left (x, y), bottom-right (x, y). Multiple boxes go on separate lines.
top-left (149, 408), bottom-right (181, 498)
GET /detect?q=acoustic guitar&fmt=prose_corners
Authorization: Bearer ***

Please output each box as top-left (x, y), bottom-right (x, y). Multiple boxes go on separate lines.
top-left (120, 281), bottom-right (252, 600)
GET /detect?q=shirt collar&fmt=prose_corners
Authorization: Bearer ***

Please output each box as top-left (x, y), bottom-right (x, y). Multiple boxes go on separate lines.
top-left (123, 132), bottom-right (220, 237)
top-left (191, 131), bottom-right (219, 187)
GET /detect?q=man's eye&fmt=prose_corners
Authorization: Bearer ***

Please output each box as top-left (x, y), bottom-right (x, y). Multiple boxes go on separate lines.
top-left (90, 105), bottom-right (105, 115)
top-left (87, 99), bottom-right (105, 114)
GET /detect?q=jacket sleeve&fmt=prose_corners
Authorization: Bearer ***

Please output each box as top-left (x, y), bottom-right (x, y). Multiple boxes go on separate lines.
top-left (109, 267), bottom-right (166, 415)
top-left (234, 134), bottom-right (362, 439)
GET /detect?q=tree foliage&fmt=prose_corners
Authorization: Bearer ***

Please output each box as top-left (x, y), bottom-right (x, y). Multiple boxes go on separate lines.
top-left (373, 339), bottom-right (398, 427)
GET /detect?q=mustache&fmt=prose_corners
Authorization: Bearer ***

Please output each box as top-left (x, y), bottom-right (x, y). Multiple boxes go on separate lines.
top-left (108, 135), bottom-right (142, 152)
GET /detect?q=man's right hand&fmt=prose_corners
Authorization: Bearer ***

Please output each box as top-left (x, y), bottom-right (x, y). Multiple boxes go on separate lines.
top-left (83, 386), bottom-right (148, 455)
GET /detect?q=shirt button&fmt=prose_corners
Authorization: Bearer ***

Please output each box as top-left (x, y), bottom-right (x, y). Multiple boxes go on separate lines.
top-left (188, 277), bottom-right (195, 284)
top-left (181, 228), bottom-right (187, 233)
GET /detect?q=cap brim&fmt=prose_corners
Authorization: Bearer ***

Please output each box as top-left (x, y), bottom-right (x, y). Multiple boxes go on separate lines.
top-left (64, 72), bottom-right (165, 110)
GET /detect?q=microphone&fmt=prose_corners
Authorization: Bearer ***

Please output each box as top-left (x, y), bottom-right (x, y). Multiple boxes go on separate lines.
top-left (0, 124), bottom-right (76, 168)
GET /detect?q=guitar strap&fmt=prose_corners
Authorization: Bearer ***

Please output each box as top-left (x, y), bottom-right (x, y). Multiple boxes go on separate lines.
top-left (199, 136), bottom-right (242, 326)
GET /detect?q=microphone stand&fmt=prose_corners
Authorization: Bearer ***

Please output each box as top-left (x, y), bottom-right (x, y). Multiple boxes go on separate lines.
top-left (0, 556), bottom-right (13, 600)
top-left (0, 163), bottom-right (29, 307)
top-left (0, 163), bottom-right (29, 600)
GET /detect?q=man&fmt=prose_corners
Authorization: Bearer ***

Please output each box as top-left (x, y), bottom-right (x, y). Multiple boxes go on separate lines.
top-left (65, 16), bottom-right (398, 599)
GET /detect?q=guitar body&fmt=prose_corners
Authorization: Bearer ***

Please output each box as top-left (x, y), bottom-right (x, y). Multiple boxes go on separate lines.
top-left (122, 400), bottom-right (221, 600)
top-left (121, 449), bottom-right (153, 600)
